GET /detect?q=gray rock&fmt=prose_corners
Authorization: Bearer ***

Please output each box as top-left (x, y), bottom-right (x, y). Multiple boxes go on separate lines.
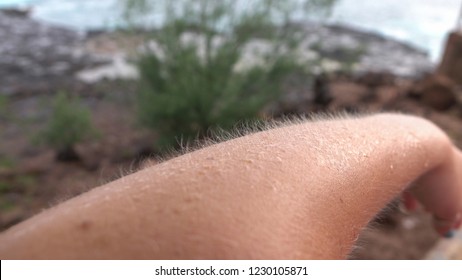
top-left (0, 11), bottom-right (106, 95)
top-left (0, 12), bottom-right (435, 94)
top-left (299, 22), bottom-right (434, 77)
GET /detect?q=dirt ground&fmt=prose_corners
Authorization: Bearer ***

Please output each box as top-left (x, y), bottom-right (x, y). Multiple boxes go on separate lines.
top-left (1, 71), bottom-right (461, 259)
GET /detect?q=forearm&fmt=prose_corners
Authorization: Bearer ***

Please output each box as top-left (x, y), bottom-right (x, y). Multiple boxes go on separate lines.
top-left (0, 113), bottom-right (454, 259)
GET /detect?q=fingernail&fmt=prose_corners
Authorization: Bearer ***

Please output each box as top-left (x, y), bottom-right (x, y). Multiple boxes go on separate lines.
top-left (444, 230), bottom-right (455, 238)
top-left (434, 217), bottom-right (453, 236)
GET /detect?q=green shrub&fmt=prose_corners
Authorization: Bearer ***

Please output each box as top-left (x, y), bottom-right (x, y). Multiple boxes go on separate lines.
top-left (137, 47), bottom-right (303, 148)
top-left (38, 92), bottom-right (97, 161)
top-left (126, 0), bottom-right (337, 150)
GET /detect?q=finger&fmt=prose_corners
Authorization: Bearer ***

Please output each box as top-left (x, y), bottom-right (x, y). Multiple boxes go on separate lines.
top-left (434, 212), bottom-right (462, 237)
top-left (411, 146), bottom-right (462, 236)
top-left (402, 191), bottom-right (419, 212)
top-left (455, 215), bottom-right (462, 229)
top-left (434, 216), bottom-right (455, 236)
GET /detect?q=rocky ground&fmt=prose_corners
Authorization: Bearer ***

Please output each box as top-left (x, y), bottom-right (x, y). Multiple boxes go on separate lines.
top-left (1, 10), bottom-right (461, 259)
top-left (0, 10), bottom-right (434, 96)
top-left (0, 11), bottom-right (109, 97)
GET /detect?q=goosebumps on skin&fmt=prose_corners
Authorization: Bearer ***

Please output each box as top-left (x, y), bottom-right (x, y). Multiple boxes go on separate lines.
top-left (0, 113), bottom-right (462, 259)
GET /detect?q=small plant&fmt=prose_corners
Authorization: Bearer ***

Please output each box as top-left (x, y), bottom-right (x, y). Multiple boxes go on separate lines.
top-left (0, 199), bottom-right (15, 211)
top-left (128, 0), bottom-right (337, 150)
top-left (0, 95), bottom-right (8, 119)
top-left (0, 156), bottom-right (15, 169)
top-left (37, 92), bottom-right (97, 161)
top-left (0, 182), bottom-right (12, 194)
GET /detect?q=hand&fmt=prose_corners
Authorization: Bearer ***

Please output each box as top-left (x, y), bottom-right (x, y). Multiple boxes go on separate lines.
top-left (405, 146), bottom-right (462, 236)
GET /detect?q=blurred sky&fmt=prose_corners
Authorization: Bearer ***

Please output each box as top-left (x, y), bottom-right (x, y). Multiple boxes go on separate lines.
top-left (1, 0), bottom-right (461, 61)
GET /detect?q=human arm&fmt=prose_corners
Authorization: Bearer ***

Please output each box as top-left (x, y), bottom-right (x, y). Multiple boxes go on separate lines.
top-left (0, 113), bottom-right (461, 259)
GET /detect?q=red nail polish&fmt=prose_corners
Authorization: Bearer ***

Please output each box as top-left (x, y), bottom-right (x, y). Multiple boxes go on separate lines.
top-left (455, 218), bottom-right (462, 229)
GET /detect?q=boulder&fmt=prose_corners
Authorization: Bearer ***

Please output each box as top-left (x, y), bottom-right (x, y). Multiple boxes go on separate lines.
top-left (411, 74), bottom-right (457, 111)
top-left (438, 31), bottom-right (462, 85)
top-left (0, 11), bottom-right (105, 95)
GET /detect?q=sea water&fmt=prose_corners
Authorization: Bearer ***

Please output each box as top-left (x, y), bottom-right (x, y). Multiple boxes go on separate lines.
top-left (1, 0), bottom-right (461, 61)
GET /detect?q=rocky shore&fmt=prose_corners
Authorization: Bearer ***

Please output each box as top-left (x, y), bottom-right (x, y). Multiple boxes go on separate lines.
top-left (0, 10), bottom-right (106, 96)
top-left (0, 10), bottom-right (435, 96)
top-left (3, 9), bottom-right (462, 260)
top-left (301, 23), bottom-right (434, 76)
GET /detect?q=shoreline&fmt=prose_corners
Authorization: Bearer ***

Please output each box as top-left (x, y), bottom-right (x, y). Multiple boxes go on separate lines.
top-left (0, 10), bottom-right (435, 96)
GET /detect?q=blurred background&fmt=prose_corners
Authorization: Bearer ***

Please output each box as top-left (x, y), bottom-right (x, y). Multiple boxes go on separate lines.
top-left (1, 0), bottom-right (462, 259)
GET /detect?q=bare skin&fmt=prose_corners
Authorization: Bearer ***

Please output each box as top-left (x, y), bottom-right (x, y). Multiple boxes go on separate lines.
top-left (0, 113), bottom-right (461, 259)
